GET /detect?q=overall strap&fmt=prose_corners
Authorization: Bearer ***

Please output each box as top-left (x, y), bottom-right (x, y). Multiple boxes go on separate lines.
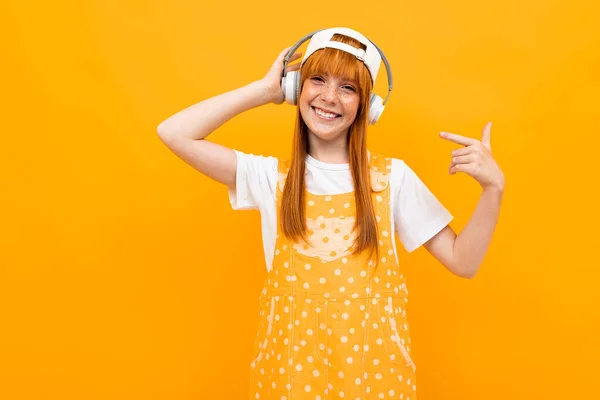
top-left (368, 152), bottom-right (392, 192)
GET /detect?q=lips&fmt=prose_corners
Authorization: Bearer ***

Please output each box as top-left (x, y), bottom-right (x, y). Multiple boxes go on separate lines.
top-left (311, 106), bottom-right (341, 119)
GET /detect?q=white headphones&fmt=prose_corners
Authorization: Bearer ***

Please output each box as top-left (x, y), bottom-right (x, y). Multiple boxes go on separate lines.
top-left (281, 27), bottom-right (393, 125)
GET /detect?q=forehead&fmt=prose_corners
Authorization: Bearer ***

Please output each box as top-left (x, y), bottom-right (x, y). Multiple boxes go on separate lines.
top-left (304, 49), bottom-right (365, 85)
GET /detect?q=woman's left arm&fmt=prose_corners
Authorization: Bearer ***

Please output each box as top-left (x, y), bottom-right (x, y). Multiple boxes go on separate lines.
top-left (423, 122), bottom-right (505, 279)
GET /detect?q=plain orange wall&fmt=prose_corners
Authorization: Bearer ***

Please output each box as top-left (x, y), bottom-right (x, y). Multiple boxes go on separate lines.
top-left (1, 0), bottom-right (599, 399)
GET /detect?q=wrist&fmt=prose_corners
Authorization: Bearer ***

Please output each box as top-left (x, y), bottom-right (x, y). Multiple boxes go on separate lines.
top-left (252, 79), bottom-right (278, 105)
top-left (482, 181), bottom-right (505, 195)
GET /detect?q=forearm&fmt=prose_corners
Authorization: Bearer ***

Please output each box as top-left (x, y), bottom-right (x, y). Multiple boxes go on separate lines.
top-left (157, 80), bottom-right (272, 141)
top-left (453, 186), bottom-right (504, 277)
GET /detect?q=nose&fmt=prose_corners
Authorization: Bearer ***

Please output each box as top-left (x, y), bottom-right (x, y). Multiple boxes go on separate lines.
top-left (320, 84), bottom-right (338, 103)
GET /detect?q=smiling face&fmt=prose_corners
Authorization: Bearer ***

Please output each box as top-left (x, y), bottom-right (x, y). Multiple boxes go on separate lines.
top-left (298, 73), bottom-right (360, 144)
top-left (296, 35), bottom-right (373, 151)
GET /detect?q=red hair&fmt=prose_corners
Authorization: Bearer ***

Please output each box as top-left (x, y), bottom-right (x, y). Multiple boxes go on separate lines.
top-left (280, 33), bottom-right (379, 262)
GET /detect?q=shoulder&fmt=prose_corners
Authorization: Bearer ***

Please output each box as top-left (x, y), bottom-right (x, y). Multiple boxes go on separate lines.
top-left (233, 150), bottom-right (280, 193)
top-left (368, 152), bottom-right (392, 171)
top-left (234, 150), bottom-right (279, 172)
top-left (368, 152), bottom-right (397, 192)
top-left (368, 152), bottom-right (409, 188)
top-left (371, 155), bottom-right (424, 196)
top-left (276, 157), bottom-right (290, 173)
top-left (390, 158), bottom-right (409, 182)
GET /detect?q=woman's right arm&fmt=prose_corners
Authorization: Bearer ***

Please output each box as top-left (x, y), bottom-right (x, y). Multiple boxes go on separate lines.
top-left (156, 47), bottom-right (301, 190)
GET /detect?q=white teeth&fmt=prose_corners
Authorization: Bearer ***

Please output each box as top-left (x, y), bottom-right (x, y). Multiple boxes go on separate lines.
top-left (314, 107), bottom-right (338, 119)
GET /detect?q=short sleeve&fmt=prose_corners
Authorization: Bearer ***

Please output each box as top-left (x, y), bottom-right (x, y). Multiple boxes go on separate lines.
top-left (228, 150), bottom-right (279, 211)
top-left (391, 159), bottom-right (453, 253)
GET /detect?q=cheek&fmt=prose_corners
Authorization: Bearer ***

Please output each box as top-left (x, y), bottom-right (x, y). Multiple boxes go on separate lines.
top-left (298, 89), bottom-right (313, 109)
top-left (344, 99), bottom-right (360, 118)
top-left (298, 94), bottom-right (314, 121)
top-left (299, 82), bottom-right (315, 99)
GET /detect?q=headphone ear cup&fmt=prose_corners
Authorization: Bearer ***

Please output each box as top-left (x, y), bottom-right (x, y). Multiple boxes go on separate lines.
top-left (282, 71), bottom-right (301, 105)
top-left (294, 71), bottom-right (301, 105)
top-left (368, 93), bottom-right (385, 124)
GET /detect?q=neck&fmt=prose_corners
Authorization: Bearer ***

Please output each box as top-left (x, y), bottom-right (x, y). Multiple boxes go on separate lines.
top-left (307, 130), bottom-right (350, 164)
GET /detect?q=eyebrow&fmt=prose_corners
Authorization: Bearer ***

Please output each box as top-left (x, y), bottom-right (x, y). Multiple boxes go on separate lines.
top-left (316, 73), bottom-right (358, 85)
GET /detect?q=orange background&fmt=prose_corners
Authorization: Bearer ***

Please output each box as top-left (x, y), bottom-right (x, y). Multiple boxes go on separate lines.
top-left (1, 0), bottom-right (599, 399)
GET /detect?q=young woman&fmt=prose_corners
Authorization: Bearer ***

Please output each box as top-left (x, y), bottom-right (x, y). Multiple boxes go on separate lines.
top-left (157, 27), bottom-right (504, 400)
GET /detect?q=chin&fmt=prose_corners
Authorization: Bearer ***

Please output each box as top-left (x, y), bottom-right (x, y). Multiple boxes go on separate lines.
top-left (306, 126), bottom-right (349, 142)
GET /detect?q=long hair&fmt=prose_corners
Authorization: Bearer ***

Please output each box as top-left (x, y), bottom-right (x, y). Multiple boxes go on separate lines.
top-left (280, 33), bottom-right (379, 262)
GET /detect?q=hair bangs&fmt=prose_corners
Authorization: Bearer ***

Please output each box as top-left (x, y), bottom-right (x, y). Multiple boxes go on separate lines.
top-left (301, 34), bottom-right (373, 99)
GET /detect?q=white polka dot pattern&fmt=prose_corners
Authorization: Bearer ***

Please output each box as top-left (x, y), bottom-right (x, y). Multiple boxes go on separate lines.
top-left (248, 154), bottom-right (417, 399)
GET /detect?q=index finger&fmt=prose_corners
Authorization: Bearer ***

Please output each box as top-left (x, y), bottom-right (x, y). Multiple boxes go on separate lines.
top-left (440, 131), bottom-right (479, 146)
top-left (288, 51), bottom-right (303, 62)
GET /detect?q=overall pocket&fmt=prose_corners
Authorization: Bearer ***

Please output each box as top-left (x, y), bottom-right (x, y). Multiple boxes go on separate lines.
top-left (250, 296), bottom-right (276, 370)
top-left (379, 296), bottom-right (416, 372)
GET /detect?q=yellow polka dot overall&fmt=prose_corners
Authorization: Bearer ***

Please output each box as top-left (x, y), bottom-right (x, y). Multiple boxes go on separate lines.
top-left (248, 153), bottom-right (417, 400)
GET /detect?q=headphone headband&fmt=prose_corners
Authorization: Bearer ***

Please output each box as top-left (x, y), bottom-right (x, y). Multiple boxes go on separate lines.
top-left (282, 27), bottom-right (393, 105)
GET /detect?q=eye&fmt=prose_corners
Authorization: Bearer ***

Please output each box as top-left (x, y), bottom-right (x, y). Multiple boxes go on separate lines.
top-left (311, 76), bottom-right (324, 82)
top-left (343, 85), bottom-right (356, 91)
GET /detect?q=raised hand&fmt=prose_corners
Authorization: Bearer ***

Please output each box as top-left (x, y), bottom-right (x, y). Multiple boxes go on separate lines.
top-left (440, 122), bottom-right (505, 191)
top-left (260, 46), bottom-right (302, 105)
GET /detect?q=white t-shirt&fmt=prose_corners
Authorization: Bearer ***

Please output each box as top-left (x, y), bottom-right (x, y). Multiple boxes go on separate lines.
top-left (228, 151), bottom-right (453, 272)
